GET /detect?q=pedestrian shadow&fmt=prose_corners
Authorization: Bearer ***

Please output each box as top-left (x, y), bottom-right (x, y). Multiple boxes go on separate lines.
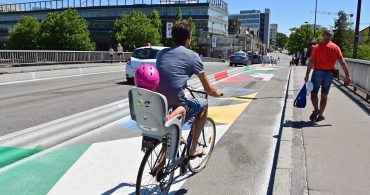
top-left (283, 120), bottom-right (332, 129)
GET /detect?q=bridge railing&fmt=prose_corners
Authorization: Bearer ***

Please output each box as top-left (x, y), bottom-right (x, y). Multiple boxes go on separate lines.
top-left (0, 50), bottom-right (132, 66)
top-left (337, 58), bottom-right (370, 100)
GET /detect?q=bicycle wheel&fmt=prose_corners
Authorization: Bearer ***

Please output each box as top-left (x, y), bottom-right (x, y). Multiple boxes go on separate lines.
top-left (136, 141), bottom-right (175, 195)
top-left (188, 117), bottom-right (216, 173)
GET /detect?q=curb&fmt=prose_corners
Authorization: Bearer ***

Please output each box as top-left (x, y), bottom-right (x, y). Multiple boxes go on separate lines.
top-left (0, 64), bottom-right (260, 168)
top-left (273, 67), bottom-right (294, 194)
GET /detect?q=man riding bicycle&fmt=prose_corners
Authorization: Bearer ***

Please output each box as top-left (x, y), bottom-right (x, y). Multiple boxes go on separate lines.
top-left (156, 20), bottom-right (223, 158)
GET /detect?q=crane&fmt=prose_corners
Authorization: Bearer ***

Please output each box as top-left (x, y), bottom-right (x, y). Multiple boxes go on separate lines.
top-left (309, 10), bottom-right (370, 26)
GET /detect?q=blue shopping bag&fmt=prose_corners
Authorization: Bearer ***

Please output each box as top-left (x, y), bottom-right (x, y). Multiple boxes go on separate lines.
top-left (294, 84), bottom-right (307, 108)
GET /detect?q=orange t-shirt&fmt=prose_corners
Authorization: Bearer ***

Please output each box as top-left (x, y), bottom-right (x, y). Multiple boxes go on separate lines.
top-left (311, 41), bottom-right (344, 70)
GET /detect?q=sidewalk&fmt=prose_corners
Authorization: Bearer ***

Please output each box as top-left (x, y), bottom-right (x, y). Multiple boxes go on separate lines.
top-left (276, 66), bottom-right (370, 195)
top-left (0, 62), bottom-right (125, 74)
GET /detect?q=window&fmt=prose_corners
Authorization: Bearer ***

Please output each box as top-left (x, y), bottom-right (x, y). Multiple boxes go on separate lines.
top-left (132, 48), bottom-right (160, 59)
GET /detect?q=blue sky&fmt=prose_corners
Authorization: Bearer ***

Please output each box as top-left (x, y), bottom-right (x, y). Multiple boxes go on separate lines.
top-left (2, 0), bottom-right (370, 35)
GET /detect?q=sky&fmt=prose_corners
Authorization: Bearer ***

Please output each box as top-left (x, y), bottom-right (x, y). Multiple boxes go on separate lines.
top-left (1, 0), bottom-right (370, 35)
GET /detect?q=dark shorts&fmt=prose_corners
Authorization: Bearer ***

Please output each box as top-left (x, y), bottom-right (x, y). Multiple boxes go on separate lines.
top-left (185, 98), bottom-right (206, 122)
top-left (311, 69), bottom-right (334, 94)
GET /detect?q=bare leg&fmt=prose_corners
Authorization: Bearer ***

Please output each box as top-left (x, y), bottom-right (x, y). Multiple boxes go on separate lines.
top-left (189, 101), bottom-right (208, 156)
top-left (311, 92), bottom-right (319, 111)
top-left (319, 94), bottom-right (328, 116)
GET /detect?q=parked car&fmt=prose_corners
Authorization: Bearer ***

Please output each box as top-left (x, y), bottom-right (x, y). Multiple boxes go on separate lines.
top-left (251, 55), bottom-right (263, 64)
top-left (125, 46), bottom-right (168, 84)
top-left (262, 55), bottom-right (272, 64)
top-left (229, 51), bottom-right (251, 66)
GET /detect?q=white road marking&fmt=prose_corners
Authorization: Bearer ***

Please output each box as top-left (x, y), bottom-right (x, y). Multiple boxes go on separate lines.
top-left (0, 70), bottom-right (125, 85)
top-left (48, 124), bottom-right (230, 194)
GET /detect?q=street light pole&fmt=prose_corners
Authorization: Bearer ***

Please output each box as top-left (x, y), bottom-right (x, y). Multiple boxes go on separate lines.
top-left (353, 0), bottom-right (362, 59)
top-left (210, 21), bottom-right (215, 57)
top-left (313, 0), bottom-right (317, 38)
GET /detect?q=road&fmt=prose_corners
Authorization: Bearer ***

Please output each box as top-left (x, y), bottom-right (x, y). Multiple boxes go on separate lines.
top-left (0, 62), bottom-right (233, 136)
top-left (0, 53), bottom-right (294, 194)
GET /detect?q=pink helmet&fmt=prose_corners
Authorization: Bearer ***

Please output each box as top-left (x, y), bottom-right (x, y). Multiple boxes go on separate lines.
top-left (135, 64), bottom-right (160, 91)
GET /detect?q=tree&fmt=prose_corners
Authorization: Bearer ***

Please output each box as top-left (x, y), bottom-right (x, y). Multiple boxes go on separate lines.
top-left (332, 11), bottom-right (354, 57)
top-left (276, 32), bottom-right (288, 49)
top-left (357, 44), bottom-right (370, 60)
top-left (150, 10), bottom-right (163, 43)
top-left (39, 9), bottom-right (95, 50)
top-left (112, 11), bottom-right (161, 51)
top-left (286, 25), bottom-right (325, 55)
top-left (188, 17), bottom-right (197, 50)
top-left (7, 16), bottom-right (41, 50)
top-left (175, 8), bottom-right (182, 22)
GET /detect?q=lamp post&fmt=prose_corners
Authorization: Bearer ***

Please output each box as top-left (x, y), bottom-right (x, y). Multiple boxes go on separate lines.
top-left (313, 0), bottom-right (317, 38)
top-left (353, 0), bottom-right (362, 59)
top-left (210, 21), bottom-right (215, 57)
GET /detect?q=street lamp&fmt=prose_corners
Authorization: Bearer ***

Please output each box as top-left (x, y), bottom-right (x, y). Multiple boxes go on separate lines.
top-left (353, 0), bottom-right (362, 59)
top-left (210, 21), bottom-right (215, 57)
top-left (313, 0), bottom-right (317, 38)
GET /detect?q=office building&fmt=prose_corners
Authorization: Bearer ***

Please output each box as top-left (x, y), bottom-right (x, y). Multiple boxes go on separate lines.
top-left (0, 0), bottom-right (228, 50)
top-left (229, 9), bottom-right (270, 48)
top-left (270, 23), bottom-right (277, 47)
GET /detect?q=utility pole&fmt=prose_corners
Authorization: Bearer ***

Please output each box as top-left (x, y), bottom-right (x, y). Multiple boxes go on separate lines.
top-left (353, 0), bottom-right (362, 59)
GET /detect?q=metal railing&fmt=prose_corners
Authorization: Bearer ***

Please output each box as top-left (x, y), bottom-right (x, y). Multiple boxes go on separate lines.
top-left (337, 58), bottom-right (370, 100)
top-left (0, 50), bottom-right (132, 66)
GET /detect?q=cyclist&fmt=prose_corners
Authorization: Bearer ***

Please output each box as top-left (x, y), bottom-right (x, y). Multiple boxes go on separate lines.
top-left (156, 20), bottom-right (223, 158)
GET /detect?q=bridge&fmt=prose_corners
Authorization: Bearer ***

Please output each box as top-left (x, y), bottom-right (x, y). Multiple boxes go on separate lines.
top-left (0, 52), bottom-right (369, 194)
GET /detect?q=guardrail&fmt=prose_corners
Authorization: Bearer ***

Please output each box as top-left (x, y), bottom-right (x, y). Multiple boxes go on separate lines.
top-left (0, 50), bottom-right (132, 66)
top-left (337, 58), bottom-right (370, 100)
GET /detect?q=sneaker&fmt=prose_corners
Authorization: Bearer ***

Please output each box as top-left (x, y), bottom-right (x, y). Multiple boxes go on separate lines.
top-left (309, 110), bottom-right (320, 121)
top-left (316, 115), bottom-right (325, 122)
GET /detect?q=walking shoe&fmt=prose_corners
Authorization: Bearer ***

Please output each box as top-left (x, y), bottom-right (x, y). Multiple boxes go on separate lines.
top-left (309, 110), bottom-right (320, 121)
top-left (316, 115), bottom-right (325, 122)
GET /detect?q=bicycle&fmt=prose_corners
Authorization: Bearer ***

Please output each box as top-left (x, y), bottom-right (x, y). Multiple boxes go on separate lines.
top-left (128, 86), bottom-right (218, 194)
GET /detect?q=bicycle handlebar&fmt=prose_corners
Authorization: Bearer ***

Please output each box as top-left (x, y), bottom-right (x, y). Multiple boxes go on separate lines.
top-left (186, 87), bottom-right (223, 98)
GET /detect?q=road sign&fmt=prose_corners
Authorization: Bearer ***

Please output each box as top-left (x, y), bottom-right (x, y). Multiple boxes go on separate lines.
top-left (212, 37), bottom-right (217, 48)
top-left (166, 22), bottom-right (173, 38)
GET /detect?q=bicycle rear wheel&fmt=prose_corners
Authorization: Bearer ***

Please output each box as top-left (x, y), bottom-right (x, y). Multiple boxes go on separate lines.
top-left (188, 117), bottom-right (216, 173)
top-left (136, 141), bottom-right (175, 195)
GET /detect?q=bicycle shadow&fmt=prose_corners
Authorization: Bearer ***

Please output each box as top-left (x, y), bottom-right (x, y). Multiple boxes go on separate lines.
top-left (283, 120), bottom-right (332, 129)
top-left (101, 172), bottom-right (194, 195)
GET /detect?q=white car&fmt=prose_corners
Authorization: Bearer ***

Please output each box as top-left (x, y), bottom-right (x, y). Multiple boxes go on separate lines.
top-left (125, 46), bottom-right (168, 84)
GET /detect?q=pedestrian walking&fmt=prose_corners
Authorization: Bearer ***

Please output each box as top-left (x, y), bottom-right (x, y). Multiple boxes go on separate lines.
top-left (117, 43), bottom-right (123, 63)
top-left (109, 46), bottom-right (114, 63)
top-left (304, 29), bottom-right (351, 121)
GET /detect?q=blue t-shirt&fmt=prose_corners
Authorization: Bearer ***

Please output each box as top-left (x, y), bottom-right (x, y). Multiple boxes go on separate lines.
top-left (156, 45), bottom-right (204, 107)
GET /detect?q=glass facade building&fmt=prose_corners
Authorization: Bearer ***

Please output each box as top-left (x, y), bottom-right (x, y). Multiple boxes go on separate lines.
top-left (0, 0), bottom-right (228, 50)
top-left (229, 9), bottom-right (270, 47)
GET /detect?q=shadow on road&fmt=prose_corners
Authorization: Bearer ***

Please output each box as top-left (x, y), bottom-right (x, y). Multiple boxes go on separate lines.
top-left (116, 81), bottom-right (133, 86)
top-left (101, 182), bottom-right (135, 195)
top-left (283, 120), bottom-right (332, 129)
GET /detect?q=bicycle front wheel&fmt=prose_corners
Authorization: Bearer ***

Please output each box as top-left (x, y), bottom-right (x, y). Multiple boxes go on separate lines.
top-left (188, 117), bottom-right (216, 173)
top-left (136, 141), bottom-right (175, 195)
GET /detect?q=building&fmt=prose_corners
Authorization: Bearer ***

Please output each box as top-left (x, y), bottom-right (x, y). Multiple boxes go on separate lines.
top-left (269, 23), bottom-right (277, 47)
top-left (0, 0), bottom-right (228, 50)
top-left (359, 26), bottom-right (370, 45)
top-left (229, 9), bottom-right (270, 48)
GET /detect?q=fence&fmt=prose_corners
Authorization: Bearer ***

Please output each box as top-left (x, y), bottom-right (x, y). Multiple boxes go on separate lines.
top-left (0, 50), bottom-right (132, 66)
top-left (337, 58), bottom-right (370, 100)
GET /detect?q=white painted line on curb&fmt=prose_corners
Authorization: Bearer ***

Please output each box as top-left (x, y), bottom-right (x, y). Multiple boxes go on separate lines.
top-left (0, 70), bottom-right (125, 85)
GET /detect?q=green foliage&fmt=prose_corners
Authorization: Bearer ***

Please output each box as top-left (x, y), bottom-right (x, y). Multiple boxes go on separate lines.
top-left (112, 11), bottom-right (161, 51)
top-left (39, 9), bottom-right (95, 50)
top-left (357, 44), bottom-right (370, 60)
top-left (188, 17), bottom-right (197, 50)
top-left (175, 8), bottom-right (182, 22)
top-left (286, 25), bottom-right (314, 55)
top-left (332, 11), bottom-right (354, 57)
top-left (150, 10), bottom-right (163, 39)
top-left (7, 16), bottom-right (41, 50)
top-left (276, 32), bottom-right (288, 49)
